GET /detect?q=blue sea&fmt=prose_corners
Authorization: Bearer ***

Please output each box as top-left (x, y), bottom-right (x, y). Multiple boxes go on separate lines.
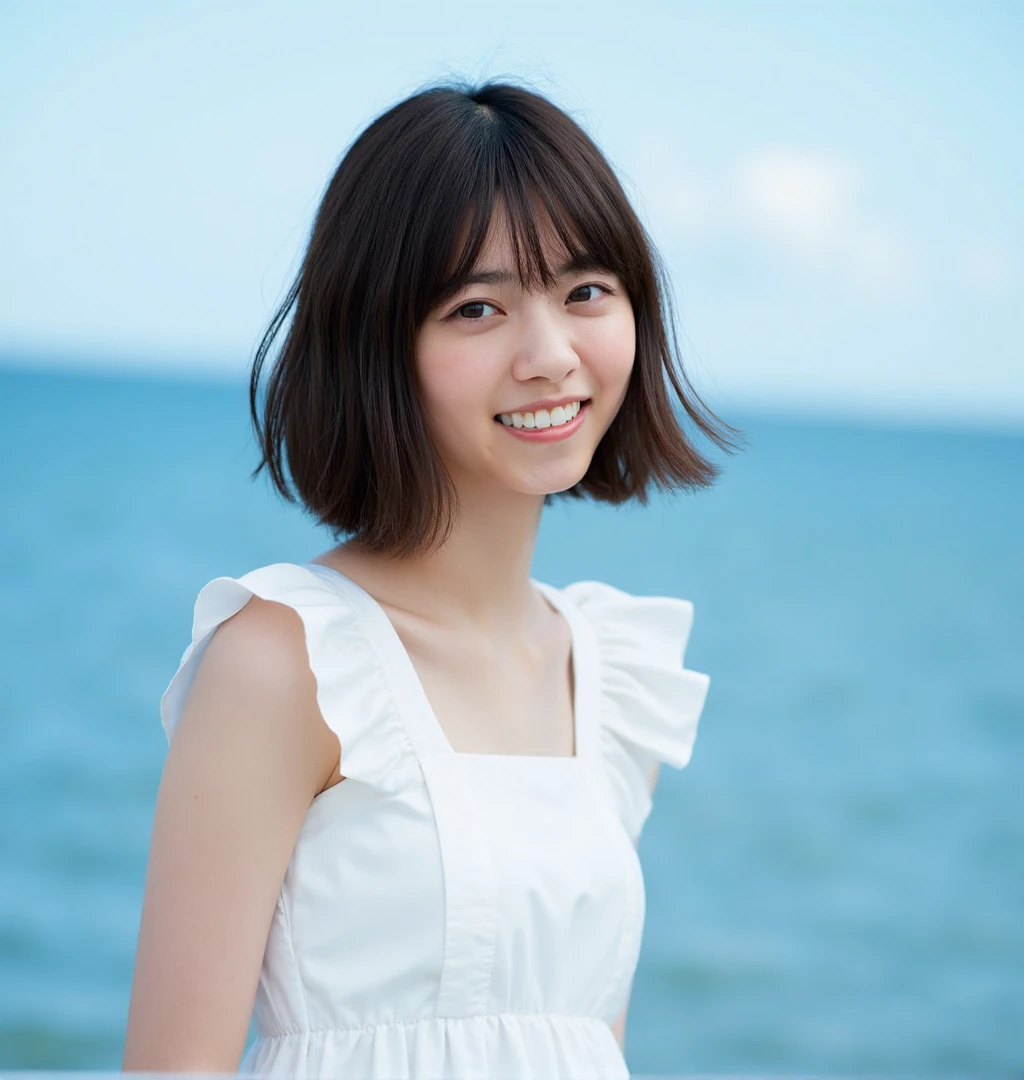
top-left (1, 366), bottom-right (1021, 1075)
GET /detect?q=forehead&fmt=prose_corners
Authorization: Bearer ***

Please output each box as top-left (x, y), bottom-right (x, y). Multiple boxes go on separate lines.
top-left (473, 200), bottom-right (567, 267)
top-left (448, 197), bottom-right (606, 298)
top-left (428, 184), bottom-right (626, 317)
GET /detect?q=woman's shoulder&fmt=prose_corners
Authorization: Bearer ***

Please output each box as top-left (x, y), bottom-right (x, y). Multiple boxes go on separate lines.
top-left (161, 562), bottom-right (349, 725)
top-left (546, 577), bottom-right (711, 844)
top-left (548, 578), bottom-right (702, 691)
top-left (161, 561), bottom-right (409, 789)
top-left (555, 577), bottom-right (696, 646)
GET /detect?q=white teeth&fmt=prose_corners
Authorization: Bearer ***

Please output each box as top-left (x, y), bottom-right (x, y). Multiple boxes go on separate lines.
top-left (496, 400), bottom-right (584, 430)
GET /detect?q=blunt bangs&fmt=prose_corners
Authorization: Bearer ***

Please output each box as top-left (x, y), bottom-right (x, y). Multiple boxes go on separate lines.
top-left (249, 78), bottom-right (745, 558)
top-left (419, 96), bottom-right (645, 321)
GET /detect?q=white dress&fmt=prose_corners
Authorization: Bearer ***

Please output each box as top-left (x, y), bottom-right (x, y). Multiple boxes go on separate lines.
top-left (160, 561), bottom-right (710, 1079)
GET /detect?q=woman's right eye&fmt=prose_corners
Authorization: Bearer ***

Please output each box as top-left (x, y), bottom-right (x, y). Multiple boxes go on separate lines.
top-left (451, 301), bottom-right (498, 321)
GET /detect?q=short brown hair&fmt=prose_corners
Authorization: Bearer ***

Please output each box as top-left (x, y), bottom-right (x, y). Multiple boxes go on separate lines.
top-left (249, 78), bottom-right (745, 559)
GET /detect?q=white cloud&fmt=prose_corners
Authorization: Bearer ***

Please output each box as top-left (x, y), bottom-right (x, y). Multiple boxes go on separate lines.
top-left (631, 142), bottom-right (922, 300)
top-left (732, 150), bottom-right (858, 255)
top-left (732, 149), bottom-right (920, 295)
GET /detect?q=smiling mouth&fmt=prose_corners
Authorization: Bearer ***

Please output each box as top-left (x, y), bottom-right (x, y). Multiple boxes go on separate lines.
top-left (494, 401), bottom-right (591, 425)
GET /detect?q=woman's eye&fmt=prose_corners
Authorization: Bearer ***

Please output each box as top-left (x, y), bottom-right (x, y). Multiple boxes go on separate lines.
top-left (568, 283), bottom-right (609, 304)
top-left (449, 284), bottom-right (610, 321)
top-left (454, 301), bottom-right (498, 320)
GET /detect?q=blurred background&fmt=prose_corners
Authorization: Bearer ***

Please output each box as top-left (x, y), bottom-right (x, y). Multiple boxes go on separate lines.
top-left (1, 0), bottom-right (1021, 1075)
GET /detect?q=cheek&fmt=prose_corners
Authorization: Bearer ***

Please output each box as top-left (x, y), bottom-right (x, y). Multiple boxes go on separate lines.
top-left (416, 333), bottom-right (494, 428)
top-left (583, 308), bottom-right (636, 388)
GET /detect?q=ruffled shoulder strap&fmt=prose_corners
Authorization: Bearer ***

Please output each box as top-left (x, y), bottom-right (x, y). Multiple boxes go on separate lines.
top-left (560, 579), bottom-right (710, 845)
top-left (159, 562), bottom-right (414, 791)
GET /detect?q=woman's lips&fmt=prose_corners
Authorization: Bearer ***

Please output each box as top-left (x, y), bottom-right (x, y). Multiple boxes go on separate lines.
top-left (494, 400), bottom-right (590, 442)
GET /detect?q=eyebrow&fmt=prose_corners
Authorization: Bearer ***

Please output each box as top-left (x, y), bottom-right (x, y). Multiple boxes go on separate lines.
top-left (456, 254), bottom-right (612, 291)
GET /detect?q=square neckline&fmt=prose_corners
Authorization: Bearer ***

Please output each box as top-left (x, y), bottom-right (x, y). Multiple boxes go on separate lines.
top-left (303, 561), bottom-right (589, 763)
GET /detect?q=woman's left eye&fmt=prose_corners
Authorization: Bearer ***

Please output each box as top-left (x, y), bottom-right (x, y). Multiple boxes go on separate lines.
top-left (567, 283), bottom-right (610, 304)
top-left (453, 301), bottom-right (499, 320)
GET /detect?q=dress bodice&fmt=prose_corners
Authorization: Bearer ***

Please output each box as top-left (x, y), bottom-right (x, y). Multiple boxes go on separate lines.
top-left (160, 561), bottom-right (710, 1078)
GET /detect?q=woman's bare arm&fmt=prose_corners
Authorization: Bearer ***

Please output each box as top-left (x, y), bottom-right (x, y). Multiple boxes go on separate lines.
top-left (123, 597), bottom-right (338, 1073)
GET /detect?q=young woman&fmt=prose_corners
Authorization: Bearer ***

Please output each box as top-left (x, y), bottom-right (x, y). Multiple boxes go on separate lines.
top-left (124, 78), bottom-right (741, 1079)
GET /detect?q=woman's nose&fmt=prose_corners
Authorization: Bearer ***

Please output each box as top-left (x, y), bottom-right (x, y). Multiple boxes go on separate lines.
top-left (509, 303), bottom-right (580, 383)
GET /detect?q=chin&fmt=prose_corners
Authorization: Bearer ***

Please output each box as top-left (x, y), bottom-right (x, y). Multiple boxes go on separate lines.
top-left (508, 466), bottom-right (590, 498)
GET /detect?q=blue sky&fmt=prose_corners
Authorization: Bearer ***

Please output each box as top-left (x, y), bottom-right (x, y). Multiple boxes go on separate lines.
top-left (0, 1), bottom-right (1020, 428)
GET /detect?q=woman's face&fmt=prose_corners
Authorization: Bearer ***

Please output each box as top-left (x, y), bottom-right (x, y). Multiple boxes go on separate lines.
top-left (415, 207), bottom-right (636, 501)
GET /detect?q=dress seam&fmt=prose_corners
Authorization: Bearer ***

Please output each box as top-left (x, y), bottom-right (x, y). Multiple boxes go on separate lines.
top-left (582, 763), bottom-right (644, 1021)
top-left (278, 883), bottom-right (310, 1032)
top-left (257, 1012), bottom-right (611, 1039)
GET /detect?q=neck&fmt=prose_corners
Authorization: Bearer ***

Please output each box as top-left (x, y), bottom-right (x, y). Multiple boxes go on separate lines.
top-left (342, 480), bottom-right (549, 636)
